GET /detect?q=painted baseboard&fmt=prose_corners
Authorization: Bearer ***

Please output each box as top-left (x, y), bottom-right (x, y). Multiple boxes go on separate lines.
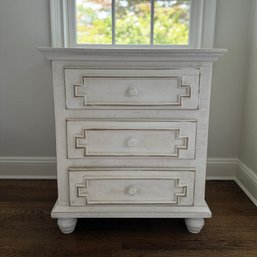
top-left (206, 157), bottom-right (237, 180)
top-left (236, 160), bottom-right (257, 206)
top-left (0, 156), bottom-right (237, 180)
top-left (0, 157), bottom-right (57, 179)
top-left (0, 156), bottom-right (256, 206)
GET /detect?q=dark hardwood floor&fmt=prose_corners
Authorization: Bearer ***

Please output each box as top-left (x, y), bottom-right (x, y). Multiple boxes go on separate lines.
top-left (0, 180), bottom-right (256, 257)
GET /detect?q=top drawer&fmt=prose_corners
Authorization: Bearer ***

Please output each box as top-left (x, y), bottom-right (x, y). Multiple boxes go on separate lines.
top-left (65, 68), bottom-right (200, 110)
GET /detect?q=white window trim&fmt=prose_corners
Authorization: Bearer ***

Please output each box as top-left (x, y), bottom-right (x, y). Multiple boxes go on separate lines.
top-left (50, 0), bottom-right (216, 48)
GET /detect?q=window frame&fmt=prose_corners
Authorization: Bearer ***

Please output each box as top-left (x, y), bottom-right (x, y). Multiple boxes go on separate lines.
top-left (50, 0), bottom-right (216, 48)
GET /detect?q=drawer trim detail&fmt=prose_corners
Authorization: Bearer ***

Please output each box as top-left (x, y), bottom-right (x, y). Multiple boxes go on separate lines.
top-left (64, 68), bottom-right (200, 110)
top-left (73, 76), bottom-right (192, 107)
top-left (74, 128), bottom-right (188, 157)
top-left (67, 120), bottom-right (197, 159)
top-left (69, 169), bottom-right (195, 206)
top-left (76, 177), bottom-right (187, 205)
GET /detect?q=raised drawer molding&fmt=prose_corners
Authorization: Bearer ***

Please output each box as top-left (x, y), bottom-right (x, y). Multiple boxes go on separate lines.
top-left (67, 120), bottom-right (196, 158)
top-left (39, 47), bottom-right (226, 234)
top-left (65, 69), bottom-right (200, 109)
top-left (69, 169), bottom-right (195, 206)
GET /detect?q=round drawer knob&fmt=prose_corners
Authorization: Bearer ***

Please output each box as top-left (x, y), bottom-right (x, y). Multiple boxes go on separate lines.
top-left (128, 186), bottom-right (138, 196)
top-left (127, 138), bottom-right (137, 147)
top-left (126, 87), bottom-right (138, 97)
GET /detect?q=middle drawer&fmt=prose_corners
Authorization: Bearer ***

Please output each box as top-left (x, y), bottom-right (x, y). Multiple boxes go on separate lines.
top-left (67, 120), bottom-right (197, 159)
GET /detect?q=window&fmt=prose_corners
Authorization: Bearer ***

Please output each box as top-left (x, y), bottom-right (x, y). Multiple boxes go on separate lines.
top-left (75, 0), bottom-right (190, 45)
top-left (50, 0), bottom-right (217, 48)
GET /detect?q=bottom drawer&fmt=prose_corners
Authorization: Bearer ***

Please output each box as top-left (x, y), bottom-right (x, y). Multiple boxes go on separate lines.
top-left (69, 168), bottom-right (195, 206)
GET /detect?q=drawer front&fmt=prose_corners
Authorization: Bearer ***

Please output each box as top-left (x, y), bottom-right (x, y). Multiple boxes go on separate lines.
top-left (67, 120), bottom-right (196, 159)
top-left (65, 68), bottom-right (199, 109)
top-left (69, 169), bottom-right (195, 206)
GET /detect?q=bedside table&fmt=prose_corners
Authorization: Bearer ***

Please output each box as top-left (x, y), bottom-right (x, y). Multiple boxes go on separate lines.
top-left (40, 47), bottom-right (226, 234)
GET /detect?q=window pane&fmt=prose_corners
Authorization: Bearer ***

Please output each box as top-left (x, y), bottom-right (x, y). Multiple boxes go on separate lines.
top-left (76, 0), bottom-right (112, 44)
top-left (115, 0), bottom-right (151, 45)
top-left (154, 0), bottom-right (190, 45)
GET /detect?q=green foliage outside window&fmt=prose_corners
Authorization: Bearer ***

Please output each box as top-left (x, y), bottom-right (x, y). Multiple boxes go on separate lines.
top-left (76, 0), bottom-right (190, 45)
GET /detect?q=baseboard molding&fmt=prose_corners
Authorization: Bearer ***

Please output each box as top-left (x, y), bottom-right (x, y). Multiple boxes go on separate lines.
top-left (0, 157), bottom-right (57, 179)
top-left (0, 156), bottom-right (256, 206)
top-left (236, 160), bottom-right (257, 206)
top-left (0, 157), bottom-right (237, 180)
top-left (206, 157), bottom-right (237, 180)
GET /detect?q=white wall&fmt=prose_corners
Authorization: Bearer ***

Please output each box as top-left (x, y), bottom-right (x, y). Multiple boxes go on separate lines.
top-left (0, 0), bottom-right (55, 156)
top-left (239, 0), bottom-right (257, 174)
top-left (209, 0), bottom-right (251, 158)
top-left (0, 0), bottom-right (253, 163)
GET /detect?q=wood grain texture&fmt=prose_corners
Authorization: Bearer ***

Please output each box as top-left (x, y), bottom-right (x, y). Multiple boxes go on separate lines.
top-left (0, 180), bottom-right (256, 257)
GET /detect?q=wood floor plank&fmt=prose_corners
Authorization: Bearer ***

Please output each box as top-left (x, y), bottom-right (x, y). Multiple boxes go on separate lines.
top-left (0, 180), bottom-right (256, 257)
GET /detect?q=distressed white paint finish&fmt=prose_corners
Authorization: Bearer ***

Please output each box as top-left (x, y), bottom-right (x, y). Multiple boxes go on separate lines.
top-left (51, 201), bottom-right (212, 218)
top-left (39, 47), bottom-right (226, 62)
top-left (65, 68), bottom-right (200, 109)
top-left (185, 218), bottom-right (204, 234)
top-left (67, 120), bottom-right (196, 158)
top-left (69, 169), bottom-right (195, 206)
top-left (57, 218), bottom-right (77, 234)
top-left (39, 48), bottom-right (225, 234)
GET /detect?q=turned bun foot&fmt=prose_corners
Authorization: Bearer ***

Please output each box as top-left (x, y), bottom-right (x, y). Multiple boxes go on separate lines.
top-left (185, 218), bottom-right (204, 234)
top-left (57, 218), bottom-right (77, 234)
